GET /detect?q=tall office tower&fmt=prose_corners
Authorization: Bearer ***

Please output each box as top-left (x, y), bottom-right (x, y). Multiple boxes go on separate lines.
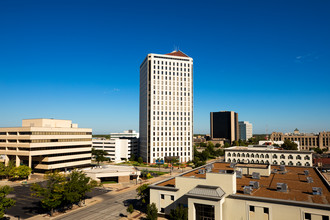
top-left (239, 121), bottom-right (253, 141)
top-left (210, 111), bottom-right (239, 143)
top-left (139, 50), bottom-right (193, 163)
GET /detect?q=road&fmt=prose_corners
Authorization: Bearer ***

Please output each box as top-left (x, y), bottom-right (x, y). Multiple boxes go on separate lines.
top-left (55, 188), bottom-right (138, 220)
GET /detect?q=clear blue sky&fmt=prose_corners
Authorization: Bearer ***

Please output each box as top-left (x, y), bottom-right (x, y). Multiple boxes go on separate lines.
top-left (0, 0), bottom-right (329, 134)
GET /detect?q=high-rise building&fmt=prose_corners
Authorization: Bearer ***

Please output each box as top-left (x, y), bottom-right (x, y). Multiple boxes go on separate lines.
top-left (0, 119), bottom-right (92, 171)
top-left (139, 50), bottom-right (193, 163)
top-left (239, 121), bottom-right (253, 141)
top-left (210, 111), bottom-right (239, 143)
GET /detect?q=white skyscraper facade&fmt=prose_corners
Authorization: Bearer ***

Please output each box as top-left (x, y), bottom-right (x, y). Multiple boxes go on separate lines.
top-left (139, 51), bottom-right (193, 163)
top-left (239, 121), bottom-right (253, 141)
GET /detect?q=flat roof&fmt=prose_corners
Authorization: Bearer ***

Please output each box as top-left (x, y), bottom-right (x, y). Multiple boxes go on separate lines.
top-left (155, 162), bottom-right (330, 205)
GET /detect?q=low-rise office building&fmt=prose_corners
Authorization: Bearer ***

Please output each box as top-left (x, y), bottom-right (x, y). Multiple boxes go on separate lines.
top-left (92, 130), bottom-right (138, 163)
top-left (0, 119), bottom-right (92, 171)
top-left (224, 145), bottom-right (313, 167)
top-left (150, 161), bottom-right (330, 220)
top-left (271, 129), bottom-right (330, 151)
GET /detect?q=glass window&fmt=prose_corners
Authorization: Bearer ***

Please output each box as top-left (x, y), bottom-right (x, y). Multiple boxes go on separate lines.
top-left (195, 203), bottom-right (215, 220)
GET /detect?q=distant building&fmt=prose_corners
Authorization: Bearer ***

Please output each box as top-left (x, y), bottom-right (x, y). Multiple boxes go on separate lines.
top-left (92, 130), bottom-right (138, 163)
top-left (239, 121), bottom-right (253, 141)
top-left (224, 145), bottom-right (312, 166)
top-left (271, 130), bottom-right (330, 151)
top-left (210, 111), bottom-right (239, 143)
top-left (150, 161), bottom-right (330, 219)
top-left (139, 50), bottom-right (193, 163)
top-left (0, 119), bottom-right (92, 171)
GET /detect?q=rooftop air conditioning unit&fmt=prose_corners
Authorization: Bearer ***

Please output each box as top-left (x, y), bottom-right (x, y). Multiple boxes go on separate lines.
top-left (252, 172), bottom-right (260, 179)
top-left (304, 170), bottom-right (309, 176)
top-left (280, 165), bottom-right (286, 171)
top-left (307, 177), bottom-right (313, 183)
top-left (205, 165), bottom-right (212, 173)
top-left (277, 183), bottom-right (288, 192)
top-left (198, 169), bottom-right (205, 174)
top-left (243, 186), bottom-right (253, 195)
top-left (230, 163), bottom-right (237, 168)
top-left (312, 187), bottom-right (323, 195)
top-left (219, 170), bottom-right (227, 174)
top-left (249, 181), bottom-right (260, 189)
top-left (236, 170), bottom-right (242, 179)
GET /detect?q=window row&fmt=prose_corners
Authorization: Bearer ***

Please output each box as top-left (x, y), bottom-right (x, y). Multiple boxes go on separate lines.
top-left (227, 152), bottom-right (310, 160)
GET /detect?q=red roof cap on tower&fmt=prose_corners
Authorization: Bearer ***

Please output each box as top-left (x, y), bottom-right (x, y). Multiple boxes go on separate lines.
top-left (165, 50), bottom-right (189, 57)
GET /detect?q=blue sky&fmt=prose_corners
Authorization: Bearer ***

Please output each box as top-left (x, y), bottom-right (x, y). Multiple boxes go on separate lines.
top-left (0, 0), bottom-right (329, 134)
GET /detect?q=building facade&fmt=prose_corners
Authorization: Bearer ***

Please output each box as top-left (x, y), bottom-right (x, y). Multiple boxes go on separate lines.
top-left (224, 145), bottom-right (313, 167)
top-left (139, 50), bottom-right (193, 163)
top-left (210, 111), bottom-right (239, 143)
top-left (92, 130), bottom-right (138, 163)
top-left (271, 130), bottom-right (330, 151)
top-left (150, 161), bottom-right (330, 220)
top-left (239, 121), bottom-right (253, 141)
top-left (0, 119), bottom-right (92, 171)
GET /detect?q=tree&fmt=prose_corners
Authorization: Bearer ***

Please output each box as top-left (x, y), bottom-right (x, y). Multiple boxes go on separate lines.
top-left (92, 148), bottom-right (109, 166)
top-left (169, 205), bottom-right (188, 220)
top-left (138, 157), bottom-right (144, 164)
top-left (223, 142), bottom-right (231, 148)
top-left (136, 183), bottom-right (149, 204)
top-left (127, 204), bottom-right (134, 214)
top-left (313, 147), bottom-right (323, 154)
top-left (130, 154), bottom-right (136, 161)
top-left (281, 139), bottom-right (298, 150)
top-left (199, 142), bottom-right (207, 148)
top-left (63, 170), bottom-right (98, 207)
top-left (146, 203), bottom-right (158, 220)
top-left (31, 171), bottom-right (66, 216)
top-left (0, 185), bottom-right (16, 218)
top-left (16, 165), bottom-right (32, 179)
top-left (215, 143), bottom-right (221, 148)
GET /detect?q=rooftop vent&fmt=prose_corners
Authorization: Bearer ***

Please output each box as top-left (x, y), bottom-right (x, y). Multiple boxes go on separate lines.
top-left (249, 181), bottom-right (260, 189)
top-left (252, 172), bottom-right (260, 179)
top-left (205, 165), bottom-right (212, 173)
top-left (198, 169), bottom-right (205, 174)
top-left (280, 165), bottom-right (286, 171)
top-left (271, 169), bottom-right (277, 174)
top-left (243, 186), bottom-right (253, 195)
top-left (312, 187), bottom-right (323, 195)
top-left (230, 163), bottom-right (237, 168)
top-left (304, 170), bottom-right (309, 176)
top-left (307, 177), bottom-right (313, 183)
top-left (277, 183), bottom-right (288, 192)
top-left (219, 170), bottom-right (227, 174)
top-left (236, 170), bottom-right (242, 179)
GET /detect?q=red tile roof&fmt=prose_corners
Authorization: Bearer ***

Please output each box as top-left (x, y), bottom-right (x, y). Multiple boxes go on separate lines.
top-left (165, 50), bottom-right (189, 57)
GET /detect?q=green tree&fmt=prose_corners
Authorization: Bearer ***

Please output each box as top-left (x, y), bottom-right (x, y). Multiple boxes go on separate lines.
top-left (0, 163), bottom-right (6, 178)
top-left (223, 142), bottom-right (231, 148)
top-left (16, 165), bottom-right (32, 179)
top-left (215, 143), bottom-right (221, 148)
top-left (146, 203), bottom-right (158, 220)
top-left (313, 147), bottom-right (323, 154)
top-left (31, 171), bottom-right (66, 216)
top-left (136, 183), bottom-right (149, 204)
top-left (169, 205), bottom-right (188, 220)
top-left (127, 204), bottom-right (134, 214)
top-left (199, 142), bottom-right (207, 148)
top-left (63, 170), bottom-right (98, 207)
top-left (92, 148), bottom-right (109, 166)
top-left (0, 185), bottom-right (16, 218)
top-left (129, 154), bottom-right (136, 161)
top-left (281, 139), bottom-right (298, 150)
top-left (138, 157), bottom-right (144, 164)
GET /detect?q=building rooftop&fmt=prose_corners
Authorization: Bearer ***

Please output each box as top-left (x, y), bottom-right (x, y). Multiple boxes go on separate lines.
top-left (165, 50), bottom-right (189, 57)
top-left (155, 162), bottom-right (330, 205)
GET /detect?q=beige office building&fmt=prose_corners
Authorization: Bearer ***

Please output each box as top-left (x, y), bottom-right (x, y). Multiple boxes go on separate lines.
top-left (0, 119), bottom-right (92, 171)
top-left (271, 129), bottom-right (330, 151)
top-left (150, 161), bottom-right (330, 220)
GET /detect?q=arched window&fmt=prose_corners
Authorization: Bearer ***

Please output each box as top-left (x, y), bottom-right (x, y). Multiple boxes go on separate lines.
top-left (296, 162), bottom-right (302, 166)
top-left (261, 160), bottom-right (264, 164)
top-left (237, 159), bottom-right (240, 163)
top-left (233, 159), bottom-right (236, 163)
top-left (242, 153), bottom-right (245, 157)
top-left (265, 154), bottom-right (269, 158)
top-left (256, 160), bottom-right (259, 164)
top-left (288, 161), bottom-right (293, 166)
top-left (251, 160), bottom-right (254, 163)
top-left (304, 155), bottom-right (310, 160)
top-left (280, 161), bottom-right (285, 165)
top-left (288, 155), bottom-right (293, 159)
top-left (246, 153), bottom-right (250, 158)
top-left (265, 160), bottom-right (269, 164)
top-left (296, 155), bottom-right (301, 160)
top-left (251, 154), bottom-right (255, 158)
top-left (280, 154), bottom-right (285, 159)
top-left (255, 154), bottom-right (259, 158)
top-left (227, 153), bottom-right (231, 157)
top-left (233, 153), bottom-right (236, 157)
top-left (273, 154), bottom-right (277, 159)
top-left (237, 153), bottom-right (240, 157)
top-left (260, 154), bottom-right (264, 158)
top-left (305, 162), bottom-right (310, 166)
top-left (227, 158), bottom-right (231, 163)
top-left (273, 161), bottom-right (278, 165)
top-left (247, 159), bottom-right (250, 163)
